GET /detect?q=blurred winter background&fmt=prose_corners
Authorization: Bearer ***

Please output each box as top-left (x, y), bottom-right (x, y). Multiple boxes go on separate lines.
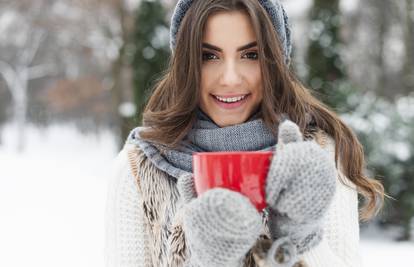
top-left (0, 0), bottom-right (412, 266)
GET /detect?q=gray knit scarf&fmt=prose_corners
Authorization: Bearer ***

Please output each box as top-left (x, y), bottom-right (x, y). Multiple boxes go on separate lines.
top-left (126, 108), bottom-right (286, 180)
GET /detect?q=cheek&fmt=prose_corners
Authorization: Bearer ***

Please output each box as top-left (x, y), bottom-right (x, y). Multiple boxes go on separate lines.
top-left (201, 65), bottom-right (217, 85)
top-left (243, 65), bottom-right (262, 98)
top-left (199, 72), bottom-right (212, 108)
top-left (200, 67), bottom-right (216, 97)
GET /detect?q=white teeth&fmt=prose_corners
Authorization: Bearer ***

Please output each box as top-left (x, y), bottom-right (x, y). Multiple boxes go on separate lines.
top-left (214, 94), bottom-right (247, 103)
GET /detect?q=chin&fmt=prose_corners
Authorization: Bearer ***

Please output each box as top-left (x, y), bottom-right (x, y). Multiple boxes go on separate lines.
top-left (212, 114), bottom-right (248, 127)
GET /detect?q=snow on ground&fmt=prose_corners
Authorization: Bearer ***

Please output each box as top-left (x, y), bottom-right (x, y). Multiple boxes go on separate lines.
top-left (0, 123), bottom-right (118, 267)
top-left (360, 223), bottom-right (413, 265)
top-left (0, 123), bottom-right (412, 267)
top-left (361, 239), bottom-right (413, 265)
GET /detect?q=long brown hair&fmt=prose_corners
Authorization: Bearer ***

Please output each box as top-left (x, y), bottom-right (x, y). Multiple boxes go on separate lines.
top-left (139, 0), bottom-right (386, 222)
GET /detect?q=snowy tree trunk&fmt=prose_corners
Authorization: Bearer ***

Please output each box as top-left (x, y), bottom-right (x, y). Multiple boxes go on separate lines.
top-left (13, 69), bottom-right (28, 152)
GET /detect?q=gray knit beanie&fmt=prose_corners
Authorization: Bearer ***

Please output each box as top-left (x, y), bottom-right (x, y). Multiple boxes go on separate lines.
top-left (169, 0), bottom-right (292, 65)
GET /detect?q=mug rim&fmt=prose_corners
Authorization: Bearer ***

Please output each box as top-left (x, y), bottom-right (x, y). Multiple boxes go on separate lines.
top-left (193, 151), bottom-right (273, 156)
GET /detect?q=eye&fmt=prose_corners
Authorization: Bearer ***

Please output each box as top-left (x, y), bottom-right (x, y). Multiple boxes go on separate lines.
top-left (202, 51), bottom-right (258, 61)
top-left (202, 52), bottom-right (218, 61)
top-left (242, 51), bottom-right (258, 60)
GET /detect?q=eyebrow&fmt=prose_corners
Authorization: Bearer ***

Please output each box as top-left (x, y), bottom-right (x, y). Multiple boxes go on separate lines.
top-left (202, 41), bottom-right (257, 52)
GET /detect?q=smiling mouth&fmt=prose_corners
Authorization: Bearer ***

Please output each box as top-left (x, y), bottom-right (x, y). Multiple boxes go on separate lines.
top-left (211, 94), bottom-right (250, 103)
top-left (210, 93), bottom-right (251, 109)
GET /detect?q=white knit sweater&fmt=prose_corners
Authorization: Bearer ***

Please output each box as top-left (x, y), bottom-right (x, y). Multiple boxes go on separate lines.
top-left (105, 137), bottom-right (363, 267)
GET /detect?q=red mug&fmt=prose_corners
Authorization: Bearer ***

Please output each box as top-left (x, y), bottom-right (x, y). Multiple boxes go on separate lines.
top-left (192, 151), bottom-right (274, 211)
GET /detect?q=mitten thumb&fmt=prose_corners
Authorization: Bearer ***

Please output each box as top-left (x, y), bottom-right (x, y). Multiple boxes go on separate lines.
top-left (278, 120), bottom-right (303, 145)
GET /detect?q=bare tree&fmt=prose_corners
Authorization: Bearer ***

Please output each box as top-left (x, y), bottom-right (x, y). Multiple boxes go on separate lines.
top-left (0, 2), bottom-right (56, 151)
top-left (0, 0), bottom-right (131, 150)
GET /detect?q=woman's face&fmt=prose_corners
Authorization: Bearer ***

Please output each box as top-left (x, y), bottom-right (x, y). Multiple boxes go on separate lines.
top-left (199, 10), bottom-right (263, 127)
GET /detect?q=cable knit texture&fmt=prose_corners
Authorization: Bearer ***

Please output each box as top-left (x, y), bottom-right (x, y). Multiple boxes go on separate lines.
top-left (183, 188), bottom-right (263, 267)
top-left (105, 128), bottom-right (363, 267)
top-left (265, 120), bottom-right (337, 258)
top-left (172, 120), bottom-right (336, 266)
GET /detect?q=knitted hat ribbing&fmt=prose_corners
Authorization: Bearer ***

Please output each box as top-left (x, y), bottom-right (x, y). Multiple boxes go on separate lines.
top-left (169, 0), bottom-right (292, 65)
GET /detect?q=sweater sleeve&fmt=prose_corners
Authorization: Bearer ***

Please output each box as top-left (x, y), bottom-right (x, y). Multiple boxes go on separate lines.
top-left (104, 147), bottom-right (149, 267)
top-left (299, 137), bottom-right (363, 267)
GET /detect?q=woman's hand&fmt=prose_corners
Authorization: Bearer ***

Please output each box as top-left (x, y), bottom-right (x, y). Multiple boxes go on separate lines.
top-left (264, 119), bottom-right (337, 264)
top-left (177, 174), bottom-right (262, 267)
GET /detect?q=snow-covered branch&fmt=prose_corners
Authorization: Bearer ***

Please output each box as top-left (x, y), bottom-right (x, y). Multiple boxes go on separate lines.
top-left (18, 30), bottom-right (47, 68)
top-left (27, 63), bottom-right (57, 80)
top-left (0, 60), bottom-right (15, 91)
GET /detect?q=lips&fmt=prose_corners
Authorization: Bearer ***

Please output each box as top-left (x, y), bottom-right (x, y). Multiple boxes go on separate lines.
top-left (210, 93), bottom-right (251, 110)
top-left (214, 94), bottom-right (248, 103)
top-left (212, 93), bottom-right (250, 98)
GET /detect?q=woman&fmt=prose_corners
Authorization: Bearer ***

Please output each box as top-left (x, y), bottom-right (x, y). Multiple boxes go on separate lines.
top-left (105, 0), bottom-right (385, 266)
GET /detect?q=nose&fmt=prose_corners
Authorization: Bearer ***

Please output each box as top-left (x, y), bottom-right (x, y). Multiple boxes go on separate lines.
top-left (219, 60), bottom-right (243, 87)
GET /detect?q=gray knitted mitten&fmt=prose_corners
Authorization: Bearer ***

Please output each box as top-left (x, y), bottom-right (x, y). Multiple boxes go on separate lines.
top-left (264, 120), bottom-right (337, 266)
top-left (177, 175), bottom-right (262, 267)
